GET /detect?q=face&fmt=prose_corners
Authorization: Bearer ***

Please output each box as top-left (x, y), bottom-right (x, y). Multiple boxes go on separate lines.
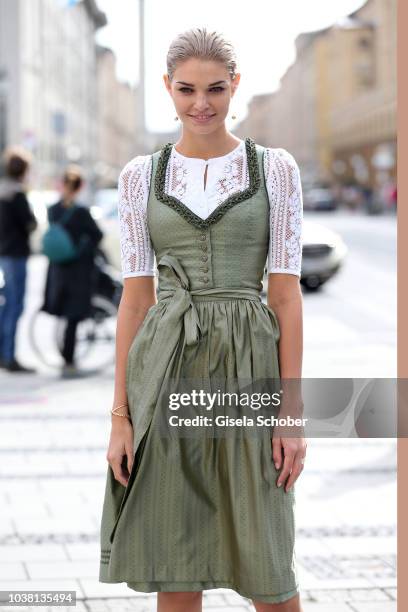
top-left (20, 167), bottom-right (30, 184)
top-left (163, 58), bottom-right (240, 133)
top-left (61, 182), bottom-right (82, 201)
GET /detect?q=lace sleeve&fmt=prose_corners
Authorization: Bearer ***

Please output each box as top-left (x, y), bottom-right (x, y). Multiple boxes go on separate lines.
top-left (117, 155), bottom-right (155, 278)
top-left (264, 147), bottom-right (303, 276)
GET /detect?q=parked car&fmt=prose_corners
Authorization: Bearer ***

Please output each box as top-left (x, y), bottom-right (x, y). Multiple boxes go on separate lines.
top-left (303, 187), bottom-right (338, 211)
top-left (261, 220), bottom-right (347, 294)
top-left (299, 220), bottom-right (347, 290)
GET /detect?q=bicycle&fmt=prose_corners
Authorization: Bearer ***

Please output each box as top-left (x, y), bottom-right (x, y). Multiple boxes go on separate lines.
top-left (29, 249), bottom-right (122, 372)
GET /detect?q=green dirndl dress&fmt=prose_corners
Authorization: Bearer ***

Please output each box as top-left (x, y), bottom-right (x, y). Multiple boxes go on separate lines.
top-left (99, 137), bottom-right (300, 604)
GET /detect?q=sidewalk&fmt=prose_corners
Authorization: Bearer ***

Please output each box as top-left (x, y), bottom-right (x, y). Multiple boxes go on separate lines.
top-left (0, 367), bottom-right (397, 611)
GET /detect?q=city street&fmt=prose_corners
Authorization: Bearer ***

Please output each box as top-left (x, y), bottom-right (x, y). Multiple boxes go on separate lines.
top-left (301, 209), bottom-right (396, 378)
top-left (0, 209), bottom-right (397, 611)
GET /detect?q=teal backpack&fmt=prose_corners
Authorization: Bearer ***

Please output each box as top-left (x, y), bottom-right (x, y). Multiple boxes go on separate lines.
top-left (42, 205), bottom-right (82, 263)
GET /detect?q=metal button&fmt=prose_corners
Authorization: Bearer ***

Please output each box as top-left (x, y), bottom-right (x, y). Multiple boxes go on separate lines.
top-left (200, 266), bottom-right (209, 273)
top-left (199, 234), bottom-right (206, 241)
top-left (200, 244), bottom-right (208, 252)
top-left (203, 277), bottom-right (209, 283)
top-left (201, 255), bottom-right (208, 262)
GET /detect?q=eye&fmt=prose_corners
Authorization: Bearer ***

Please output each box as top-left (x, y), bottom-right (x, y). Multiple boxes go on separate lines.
top-left (178, 86), bottom-right (225, 94)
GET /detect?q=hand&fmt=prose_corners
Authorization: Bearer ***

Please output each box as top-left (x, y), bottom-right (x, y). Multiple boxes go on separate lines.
top-left (106, 418), bottom-right (134, 487)
top-left (271, 430), bottom-right (307, 493)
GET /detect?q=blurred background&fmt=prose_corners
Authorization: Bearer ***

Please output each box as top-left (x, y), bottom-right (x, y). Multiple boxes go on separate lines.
top-left (0, 0), bottom-right (397, 376)
top-left (0, 0), bottom-right (397, 610)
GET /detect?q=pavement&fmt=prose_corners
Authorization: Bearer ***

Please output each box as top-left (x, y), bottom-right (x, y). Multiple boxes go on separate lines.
top-left (0, 365), bottom-right (397, 611)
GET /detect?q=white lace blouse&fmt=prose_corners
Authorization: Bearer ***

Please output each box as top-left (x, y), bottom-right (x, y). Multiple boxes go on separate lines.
top-left (117, 139), bottom-right (303, 279)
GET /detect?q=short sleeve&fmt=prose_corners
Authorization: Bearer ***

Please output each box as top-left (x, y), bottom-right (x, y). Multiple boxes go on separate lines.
top-left (117, 155), bottom-right (155, 278)
top-left (264, 147), bottom-right (303, 276)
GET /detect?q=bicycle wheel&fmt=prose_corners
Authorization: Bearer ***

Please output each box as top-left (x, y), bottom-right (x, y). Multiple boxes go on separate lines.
top-left (28, 308), bottom-right (64, 369)
top-left (55, 294), bottom-right (117, 371)
top-left (29, 295), bottom-right (117, 371)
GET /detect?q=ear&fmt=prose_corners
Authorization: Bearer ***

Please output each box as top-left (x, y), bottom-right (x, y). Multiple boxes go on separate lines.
top-left (231, 73), bottom-right (241, 96)
top-left (163, 74), bottom-right (171, 94)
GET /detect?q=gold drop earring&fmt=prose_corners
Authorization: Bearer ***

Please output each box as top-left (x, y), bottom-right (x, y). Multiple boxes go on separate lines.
top-left (174, 115), bottom-right (179, 121)
top-left (231, 112), bottom-right (237, 120)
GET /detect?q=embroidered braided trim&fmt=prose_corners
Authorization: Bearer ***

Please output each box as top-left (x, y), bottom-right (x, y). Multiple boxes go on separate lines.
top-left (154, 137), bottom-right (260, 230)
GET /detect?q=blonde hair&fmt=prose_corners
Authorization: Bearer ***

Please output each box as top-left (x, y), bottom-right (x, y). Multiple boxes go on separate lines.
top-left (166, 27), bottom-right (238, 82)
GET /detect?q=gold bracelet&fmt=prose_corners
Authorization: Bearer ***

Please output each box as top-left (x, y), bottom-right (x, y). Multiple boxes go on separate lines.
top-left (110, 403), bottom-right (131, 418)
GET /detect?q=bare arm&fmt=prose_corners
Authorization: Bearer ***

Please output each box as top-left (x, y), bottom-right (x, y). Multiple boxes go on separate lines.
top-left (264, 146), bottom-right (307, 491)
top-left (267, 274), bottom-right (303, 380)
top-left (107, 276), bottom-right (156, 486)
top-left (267, 274), bottom-right (307, 492)
top-left (112, 276), bottom-right (157, 410)
top-left (107, 155), bottom-right (156, 486)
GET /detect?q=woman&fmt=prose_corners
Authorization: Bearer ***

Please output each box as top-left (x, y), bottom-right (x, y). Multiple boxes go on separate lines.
top-left (99, 28), bottom-right (307, 612)
top-left (41, 167), bottom-right (103, 378)
top-left (0, 146), bottom-right (37, 373)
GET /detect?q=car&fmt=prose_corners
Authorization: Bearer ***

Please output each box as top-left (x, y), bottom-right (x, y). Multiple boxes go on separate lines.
top-left (261, 220), bottom-right (347, 294)
top-left (298, 220), bottom-right (347, 290)
top-left (303, 187), bottom-right (338, 211)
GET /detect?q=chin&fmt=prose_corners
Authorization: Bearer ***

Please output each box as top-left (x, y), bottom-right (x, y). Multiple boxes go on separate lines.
top-left (187, 117), bottom-right (224, 132)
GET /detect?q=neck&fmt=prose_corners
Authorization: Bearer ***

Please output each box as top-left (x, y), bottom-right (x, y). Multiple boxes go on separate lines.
top-left (175, 126), bottom-right (241, 160)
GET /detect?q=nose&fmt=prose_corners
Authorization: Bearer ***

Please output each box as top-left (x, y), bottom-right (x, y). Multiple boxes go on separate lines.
top-left (192, 94), bottom-right (210, 111)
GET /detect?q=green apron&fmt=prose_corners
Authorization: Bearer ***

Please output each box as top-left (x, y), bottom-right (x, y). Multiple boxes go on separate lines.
top-left (99, 138), bottom-right (299, 604)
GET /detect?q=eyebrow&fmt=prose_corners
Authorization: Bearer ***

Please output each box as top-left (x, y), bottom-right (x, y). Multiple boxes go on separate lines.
top-left (175, 80), bottom-right (228, 87)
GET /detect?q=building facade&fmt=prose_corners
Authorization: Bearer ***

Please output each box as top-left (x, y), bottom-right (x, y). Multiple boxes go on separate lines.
top-left (235, 0), bottom-right (396, 189)
top-left (0, 0), bottom-right (106, 189)
top-left (96, 46), bottom-right (142, 187)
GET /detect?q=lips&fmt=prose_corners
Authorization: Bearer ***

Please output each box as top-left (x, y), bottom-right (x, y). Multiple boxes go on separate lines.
top-left (188, 114), bottom-right (216, 123)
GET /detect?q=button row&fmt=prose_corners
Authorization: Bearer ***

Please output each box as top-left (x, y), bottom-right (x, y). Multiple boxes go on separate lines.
top-left (198, 232), bottom-right (209, 283)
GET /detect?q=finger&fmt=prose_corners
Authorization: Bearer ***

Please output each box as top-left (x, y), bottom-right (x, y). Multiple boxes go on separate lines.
top-left (271, 436), bottom-right (283, 469)
top-left (285, 452), bottom-right (305, 492)
top-left (125, 442), bottom-right (134, 474)
top-left (110, 458), bottom-right (129, 487)
top-left (277, 450), bottom-right (295, 488)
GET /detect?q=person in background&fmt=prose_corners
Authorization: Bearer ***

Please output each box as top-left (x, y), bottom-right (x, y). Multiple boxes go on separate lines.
top-left (40, 166), bottom-right (103, 379)
top-left (0, 146), bottom-right (37, 373)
